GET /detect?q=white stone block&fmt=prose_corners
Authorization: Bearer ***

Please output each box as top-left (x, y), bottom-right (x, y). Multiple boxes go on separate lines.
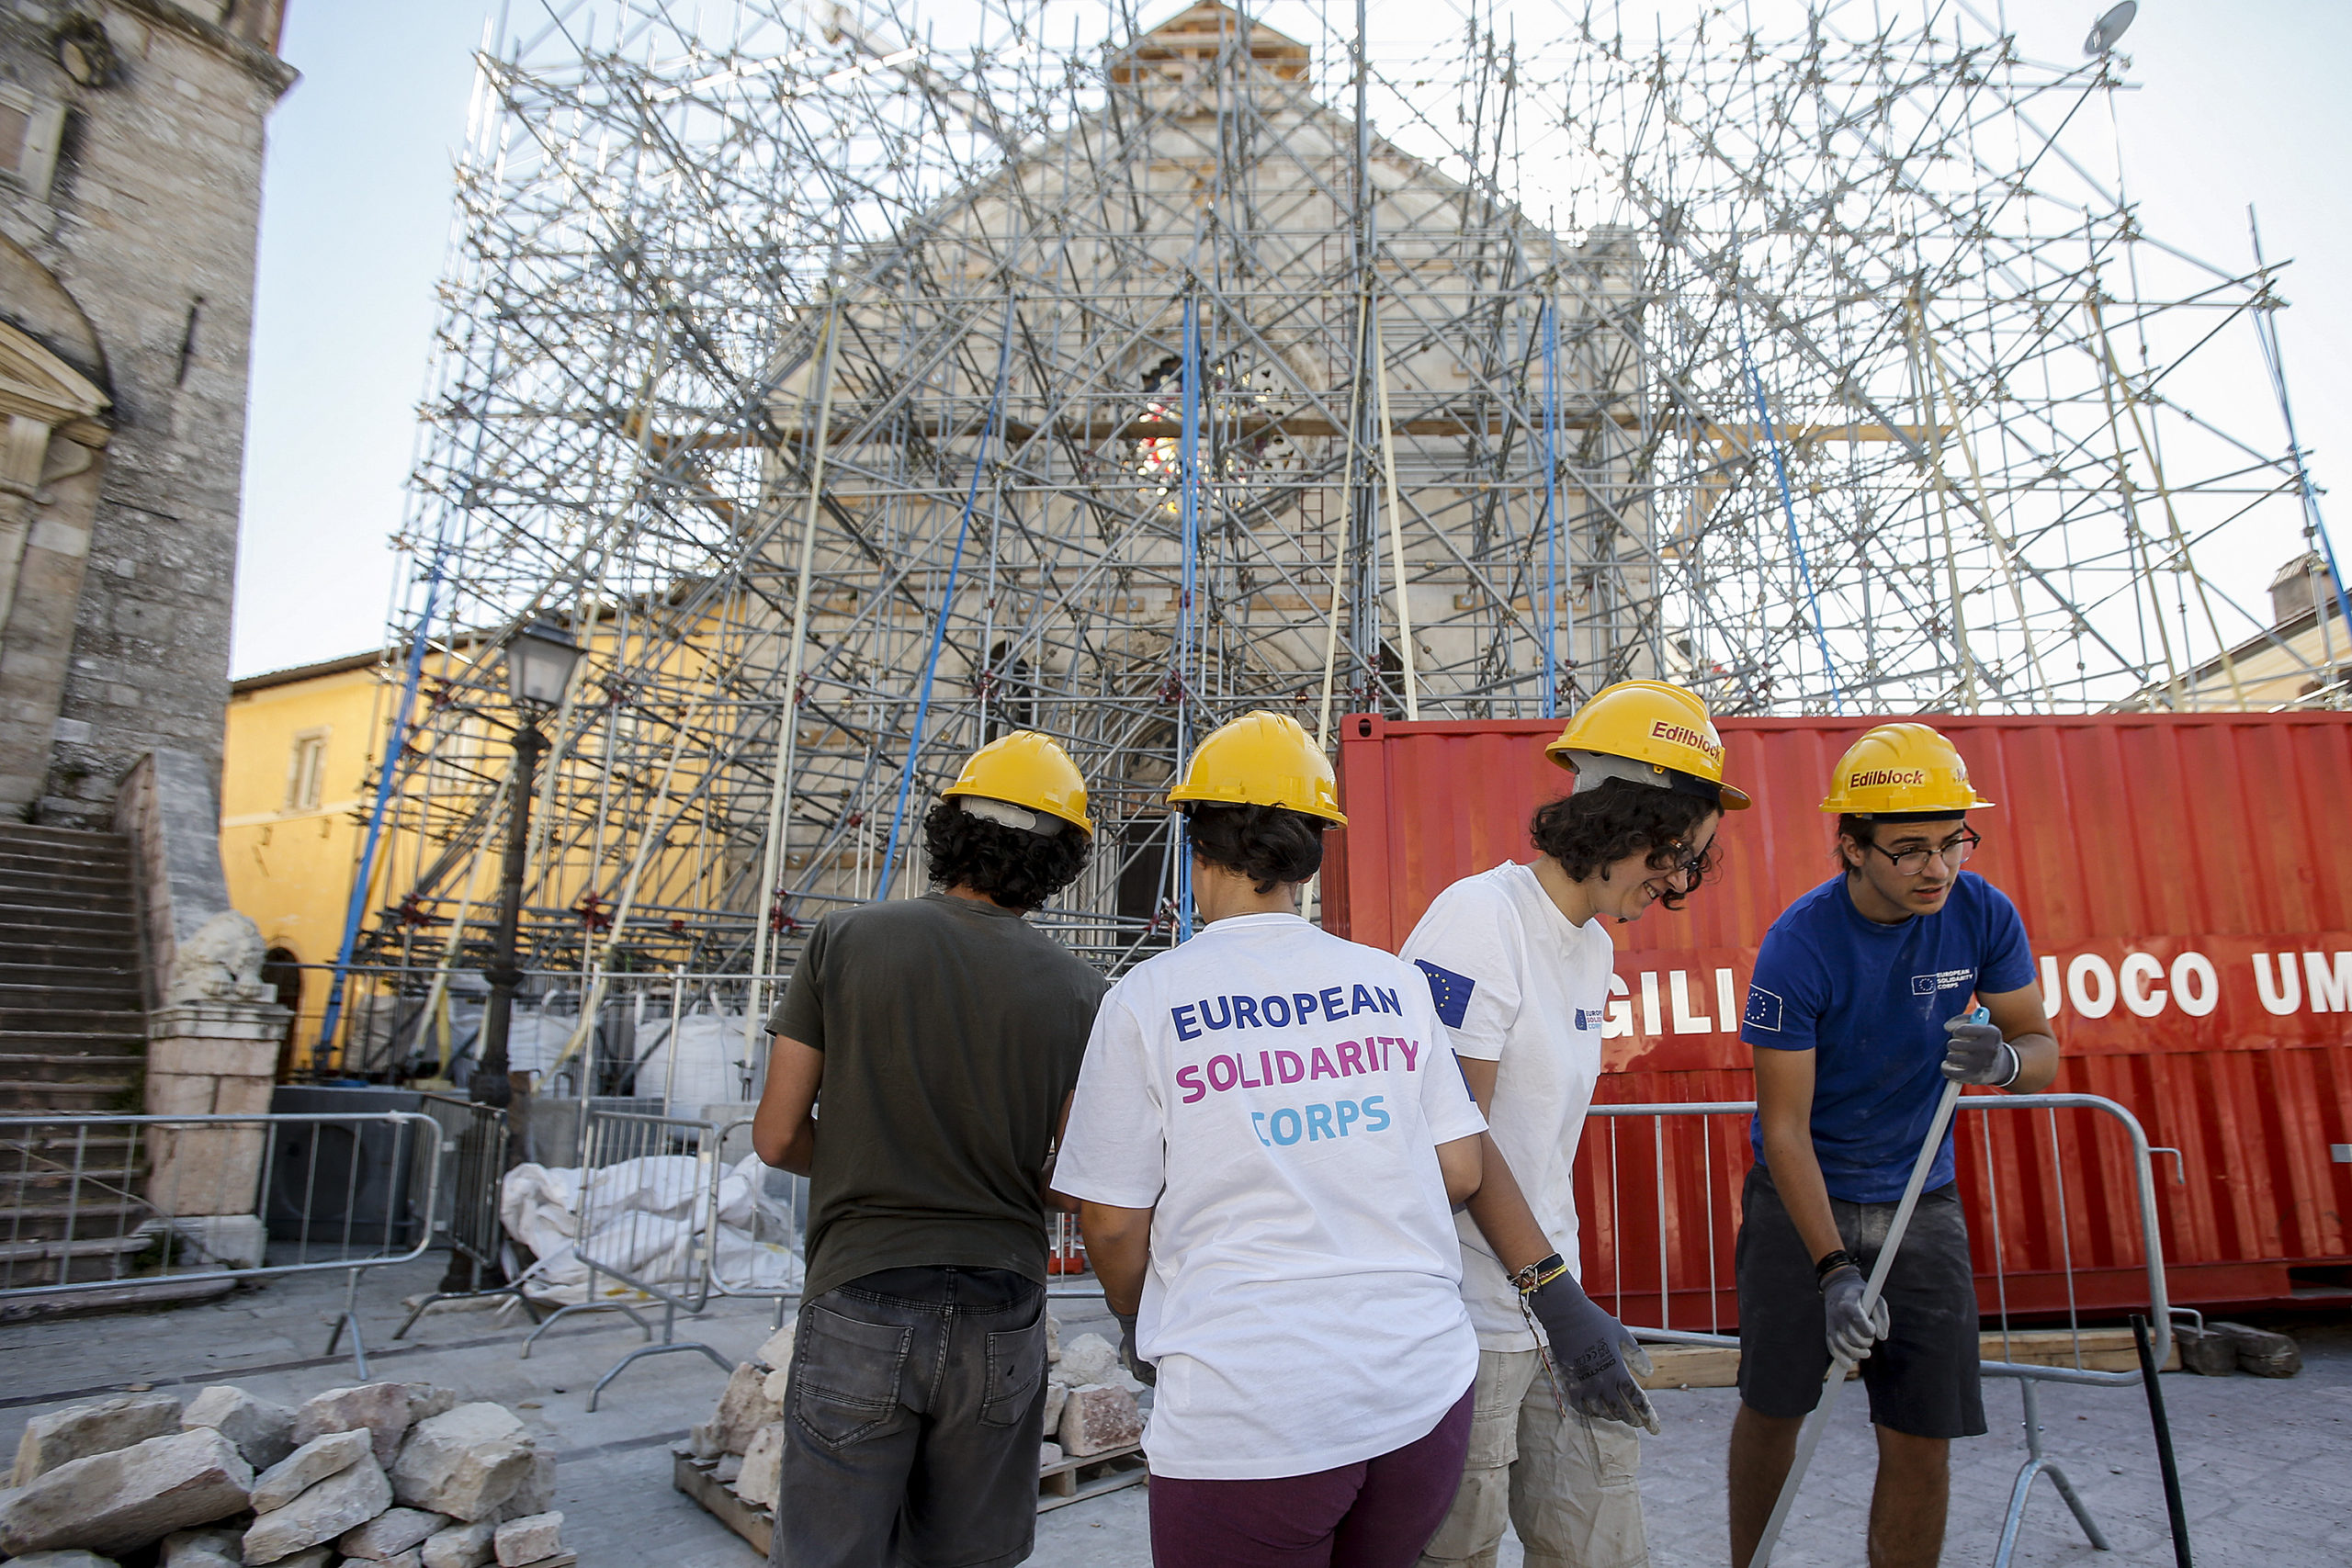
top-left (290, 1384), bottom-right (413, 1467)
top-left (733, 1427), bottom-right (782, 1512)
top-left (706, 1362), bottom-right (782, 1455)
top-left (1046, 1313), bottom-right (1061, 1364)
top-left (1050, 1332), bottom-right (1117, 1388)
top-left (1057, 1384), bottom-right (1143, 1458)
top-left (1038, 1441), bottom-right (1063, 1469)
top-left (402, 1387), bottom-right (458, 1425)
top-left (239, 1453), bottom-right (391, 1564)
top-left (336, 1506), bottom-right (450, 1559)
top-left (491, 1511), bottom-right (562, 1567)
top-left (492, 1451), bottom-right (555, 1523)
top-left (419, 1519), bottom-right (495, 1568)
top-left (182, 1387), bottom-right (295, 1472)
top-left (1042, 1382), bottom-right (1068, 1433)
top-left (386, 1404), bottom-right (532, 1523)
top-left (250, 1429), bottom-right (370, 1513)
top-left (161, 1527), bottom-right (243, 1566)
top-left (12, 1393), bottom-right (184, 1485)
top-left (752, 1323), bottom-right (796, 1371)
top-left (0, 1427), bottom-right (251, 1559)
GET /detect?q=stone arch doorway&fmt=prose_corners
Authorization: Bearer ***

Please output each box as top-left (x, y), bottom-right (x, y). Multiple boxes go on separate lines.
top-left (262, 947), bottom-right (302, 1080)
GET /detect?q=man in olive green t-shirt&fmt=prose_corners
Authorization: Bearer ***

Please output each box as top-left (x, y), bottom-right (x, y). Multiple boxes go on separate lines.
top-left (753, 732), bottom-right (1105, 1568)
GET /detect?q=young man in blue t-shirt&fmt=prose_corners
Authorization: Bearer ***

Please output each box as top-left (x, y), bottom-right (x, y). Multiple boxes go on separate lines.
top-left (1726, 723), bottom-right (2060, 1568)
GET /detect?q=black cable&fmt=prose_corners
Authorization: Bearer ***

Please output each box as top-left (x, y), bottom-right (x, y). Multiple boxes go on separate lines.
top-left (2132, 1314), bottom-right (2194, 1568)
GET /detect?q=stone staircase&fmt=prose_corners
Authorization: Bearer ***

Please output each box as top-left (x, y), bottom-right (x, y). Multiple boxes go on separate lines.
top-left (0, 823), bottom-right (153, 1296)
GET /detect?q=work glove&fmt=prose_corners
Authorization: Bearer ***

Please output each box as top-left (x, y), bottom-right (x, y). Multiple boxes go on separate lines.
top-left (1526, 1274), bottom-right (1662, 1434)
top-left (1821, 1263), bottom-right (1890, 1364)
top-left (1941, 1013), bottom-right (2018, 1086)
top-left (1113, 1310), bottom-right (1156, 1387)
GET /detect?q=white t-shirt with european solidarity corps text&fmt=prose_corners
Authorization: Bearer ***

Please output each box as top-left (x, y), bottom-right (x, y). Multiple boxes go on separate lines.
top-left (1053, 911), bottom-right (1487, 1481)
top-left (1401, 862), bottom-right (1614, 1351)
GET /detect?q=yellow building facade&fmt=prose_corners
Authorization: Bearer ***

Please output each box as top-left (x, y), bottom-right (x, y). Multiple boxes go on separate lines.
top-left (220, 651), bottom-right (387, 1052)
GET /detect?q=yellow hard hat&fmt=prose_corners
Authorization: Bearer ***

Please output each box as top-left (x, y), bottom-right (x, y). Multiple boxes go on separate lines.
top-left (1544, 680), bottom-right (1751, 810)
top-left (941, 730), bottom-right (1093, 834)
top-left (1817, 722), bottom-right (1995, 816)
top-left (1167, 710), bottom-right (1347, 826)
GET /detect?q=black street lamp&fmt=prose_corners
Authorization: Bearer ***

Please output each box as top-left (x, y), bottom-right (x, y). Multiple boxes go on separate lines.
top-left (472, 620), bottom-right (583, 1109)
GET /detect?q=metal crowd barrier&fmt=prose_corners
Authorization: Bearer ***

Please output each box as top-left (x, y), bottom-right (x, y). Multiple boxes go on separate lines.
top-left (0, 1111), bottom-right (442, 1374)
top-left (394, 1094), bottom-right (533, 1339)
top-left (1583, 1092), bottom-right (2172, 1566)
top-left (520, 1106), bottom-right (732, 1408)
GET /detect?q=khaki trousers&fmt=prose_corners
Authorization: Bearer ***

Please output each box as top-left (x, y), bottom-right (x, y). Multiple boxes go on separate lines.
top-left (1416, 1348), bottom-right (1648, 1568)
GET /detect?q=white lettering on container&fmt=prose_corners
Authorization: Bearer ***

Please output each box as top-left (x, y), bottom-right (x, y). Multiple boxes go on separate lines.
top-left (2067, 953), bottom-right (2117, 1020)
top-left (2120, 953), bottom-right (2166, 1019)
top-left (1669, 969), bottom-right (1712, 1033)
top-left (2170, 953), bottom-right (2219, 1017)
top-left (2253, 953), bottom-right (2301, 1015)
top-left (2305, 952), bottom-right (2352, 1013)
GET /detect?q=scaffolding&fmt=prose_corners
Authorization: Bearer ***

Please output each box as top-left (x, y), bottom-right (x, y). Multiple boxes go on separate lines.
top-left (325, 0), bottom-right (2342, 1072)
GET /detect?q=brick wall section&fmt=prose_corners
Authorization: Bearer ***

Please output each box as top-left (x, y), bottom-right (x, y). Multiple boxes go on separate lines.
top-left (0, 1), bottom-right (293, 824)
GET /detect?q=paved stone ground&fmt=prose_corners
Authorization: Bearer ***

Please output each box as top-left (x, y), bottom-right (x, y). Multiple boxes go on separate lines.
top-left (2, 1260), bottom-right (2342, 1566)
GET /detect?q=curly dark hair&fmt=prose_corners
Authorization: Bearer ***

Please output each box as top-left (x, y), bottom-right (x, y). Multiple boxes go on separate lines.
top-left (1529, 780), bottom-right (1722, 911)
top-left (922, 799), bottom-right (1092, 910)
top-left (1182, 802), bottom-right (1327, 895)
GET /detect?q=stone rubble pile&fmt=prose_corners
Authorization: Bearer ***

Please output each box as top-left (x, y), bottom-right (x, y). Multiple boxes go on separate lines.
top-left (685, 1310), bottom-right (1148, 1517)
top-left (0, 1382), bottom-right (566, 1568)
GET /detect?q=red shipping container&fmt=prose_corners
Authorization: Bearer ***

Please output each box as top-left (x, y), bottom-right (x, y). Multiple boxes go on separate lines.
top-left (1326, 710), bottom-right (2352, 1321)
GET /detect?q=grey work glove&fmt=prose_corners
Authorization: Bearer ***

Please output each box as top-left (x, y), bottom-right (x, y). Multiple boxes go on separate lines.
top-left (1941, 1013), bottom-right (2018, 1086)
top-left (1821, 1263), bottom-right (1890, 1363)
top-left (1526, 1274), bottom-right (1661, 1434)
top-left (1113, 1309), bottom-right (1156, 1387)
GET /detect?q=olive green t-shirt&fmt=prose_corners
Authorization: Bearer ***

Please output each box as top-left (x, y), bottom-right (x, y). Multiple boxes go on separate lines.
top-left (767, 891), bottom-right (1107, 1302)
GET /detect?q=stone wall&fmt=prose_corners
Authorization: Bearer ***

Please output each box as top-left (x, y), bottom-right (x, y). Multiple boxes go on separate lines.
top-left (0, 1), bottom-right (293, 824)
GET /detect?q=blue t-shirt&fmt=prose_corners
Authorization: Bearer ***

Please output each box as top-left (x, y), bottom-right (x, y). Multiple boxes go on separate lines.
top-left (1741, 872), bottom-right (2035, 1202)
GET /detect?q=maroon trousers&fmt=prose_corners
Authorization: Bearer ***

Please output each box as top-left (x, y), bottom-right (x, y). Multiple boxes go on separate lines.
top-left (1146, 1385), bottom-right (1476, 1568)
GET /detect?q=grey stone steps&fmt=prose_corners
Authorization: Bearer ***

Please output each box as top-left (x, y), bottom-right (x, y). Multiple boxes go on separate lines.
top-left (0, 1029), bottom-right (147, 1052)
top-left (0, 905), bottom-right (138, 934)
top-left (0, 959), bottom-right (140, 986)
top-left (0, 949), bottom-right (141, 978)
top-left (0, 853), bottom-right (131, 883)
top-left (0, 1080), bottom-right (137, 1111)
top-left (0, 980), bottom-right (143, 1006)
top-left (0, 1008), bottom-right (147, 1034)
top-left (0, 1055), bottom-right (145, 1082)
top-left (0, 826), bottom-right (131, 855)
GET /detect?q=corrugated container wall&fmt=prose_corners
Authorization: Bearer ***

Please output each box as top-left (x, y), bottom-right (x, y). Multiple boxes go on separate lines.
top-left (1327, 712), bottom-right (2352, 1318)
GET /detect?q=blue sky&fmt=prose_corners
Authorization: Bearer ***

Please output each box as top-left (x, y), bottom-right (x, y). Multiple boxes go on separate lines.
top-left (230, 0), bottom-right (2352, 677)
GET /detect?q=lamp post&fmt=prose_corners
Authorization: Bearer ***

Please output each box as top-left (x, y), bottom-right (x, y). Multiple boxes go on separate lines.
top-left (472, 620), bottom-right (582, 1109)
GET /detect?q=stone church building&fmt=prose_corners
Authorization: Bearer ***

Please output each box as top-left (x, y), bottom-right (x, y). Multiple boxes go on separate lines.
top-left (0, 0), bottom-right (290, 824)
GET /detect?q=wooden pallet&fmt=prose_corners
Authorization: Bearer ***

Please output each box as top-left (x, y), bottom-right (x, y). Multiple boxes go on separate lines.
top-left (675, 1438), bottom-right (1148, 1551)
top-left (1038, 1440), bottom-right (1148, 1512)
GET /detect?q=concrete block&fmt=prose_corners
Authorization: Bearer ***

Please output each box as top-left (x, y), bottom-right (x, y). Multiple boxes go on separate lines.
top-left (386, 1404), bottom-right (532, 1523)
top-left (1039, 1441), bottom-right (1063, 1469)
top-left (182, 1387), bottom-right (294, 1472)
top-left (1057, 1384), bottom-right (1142, 1458)
top-left (337, 1506), bottom-right (450, 1559)
top-left (291, 1383), bottom-right (414, 1467)
top-left (492, 1451), bottom-right (553, 1523)
top-left (491, 1511), bottom-right (561, 1567)
top-left (0, 1427), bottom-right (252, 1558)
top-left (250, 1429), bottom-right (370, 1512)
top-left (419, 1519), bottom-right (495, 1568)
top-left (734, 1427), bottom-right (782, 1512)
top-left (1042, 1383), bottom-right (1067, 1434)
top-left (149, 1035), bottom-right (277, 1078)
top-left (12, 1393), bottom-right (184, 1484)
top-left (238, 1453), bottom-right (390, 1564)
top-left (161, 1527), bottom-right (243, 1565)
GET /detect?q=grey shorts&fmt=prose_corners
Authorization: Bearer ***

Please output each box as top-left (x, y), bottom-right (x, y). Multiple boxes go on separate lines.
top-left (1734, 1163), bottom-right (1985, 1439)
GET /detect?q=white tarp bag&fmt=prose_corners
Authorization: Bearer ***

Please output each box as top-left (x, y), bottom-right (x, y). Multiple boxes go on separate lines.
top-left (500, 1152), bottom-right (802, 1303)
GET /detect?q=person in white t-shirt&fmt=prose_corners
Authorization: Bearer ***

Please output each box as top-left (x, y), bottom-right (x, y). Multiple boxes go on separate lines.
top-left (1407, 681), bottom-right (1749, 1568)
top-left (1053, 712), bottom-right (1656, 1568)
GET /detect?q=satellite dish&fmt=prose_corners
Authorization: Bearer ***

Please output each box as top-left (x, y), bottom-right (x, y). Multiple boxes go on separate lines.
top-left (2084, 1), bottom-right (2138, 56)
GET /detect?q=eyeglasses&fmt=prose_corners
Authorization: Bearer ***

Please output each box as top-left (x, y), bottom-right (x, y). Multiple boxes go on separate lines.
top-left (1662, 838), bottom-right (1717, 889)
top-left (1869, 827), bottom-right (1980, 877)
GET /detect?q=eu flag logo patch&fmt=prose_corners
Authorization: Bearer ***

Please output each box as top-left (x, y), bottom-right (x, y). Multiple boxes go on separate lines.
top-left (1416, 960), bottom-right (1476, 1029)
top-left (1744, 986), bottom-right (1785, 1032)
top-left (1573, 1008), bottom-right (1600, 1032)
